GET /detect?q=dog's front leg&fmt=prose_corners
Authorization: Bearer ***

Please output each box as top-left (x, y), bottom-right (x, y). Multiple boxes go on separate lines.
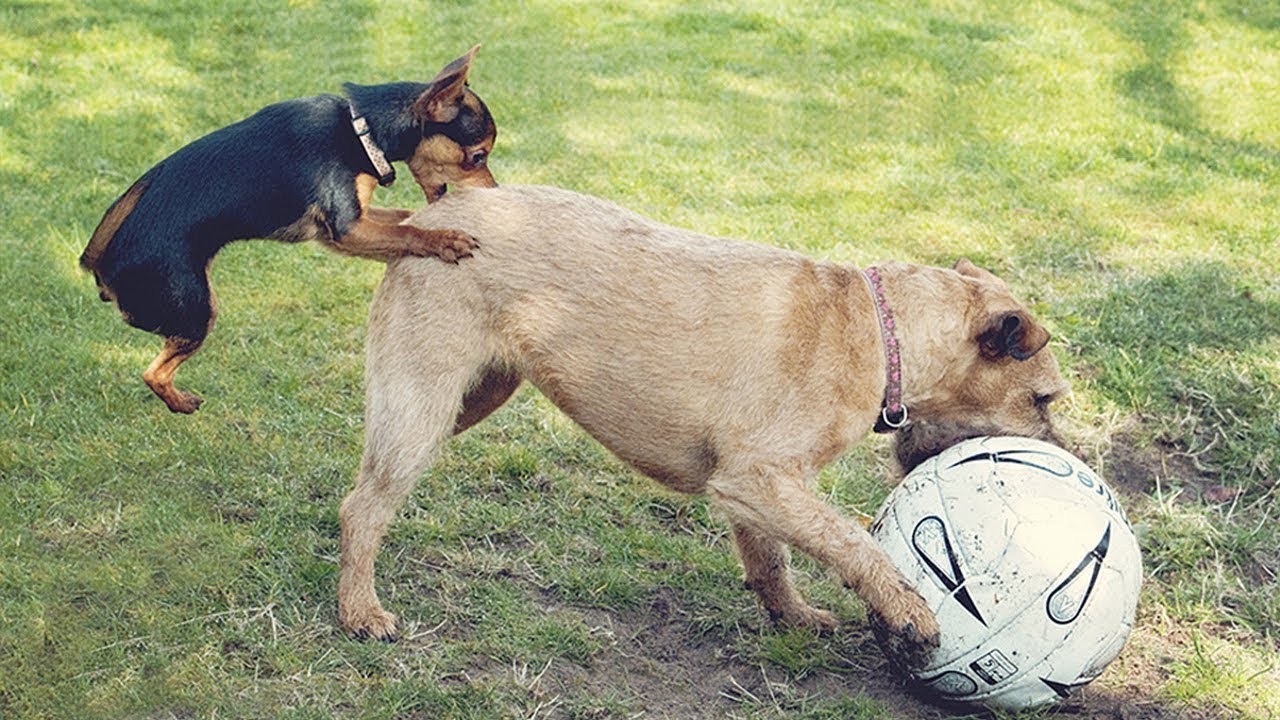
top-left (363, 207), bottom-right (413, 225)
top-left (337, 451), bottom-right (416, 641)
top-left (331, 174), bottom-right (477, 262)
top-left (710, 465), bottom-right (940, 652)
top-left (335, 216), bottom-right (478, 263)
top-left (339, 313), bottom-right (492, 640)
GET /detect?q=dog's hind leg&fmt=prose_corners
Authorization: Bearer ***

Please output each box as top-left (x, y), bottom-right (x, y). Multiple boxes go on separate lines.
top-left (710, 463), bottom-right (940, 650)
top-left (143, 335), bottom-right (206, 413)
top-left (732, 524), bottom-right (837, 631)
top-left (115, 257), bottom-right (216, 414)
top-left (338, 297), bottom-right (489, 640)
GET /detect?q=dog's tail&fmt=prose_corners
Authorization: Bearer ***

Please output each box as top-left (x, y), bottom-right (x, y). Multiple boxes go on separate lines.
top-left (80, 173), bottom-right (152, 273)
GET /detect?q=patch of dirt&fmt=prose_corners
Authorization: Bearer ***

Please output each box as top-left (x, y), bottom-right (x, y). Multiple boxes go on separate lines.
top-left (1102, 431), bottom-right (1219, 504)
top-left (538, 592), bottom-right (915, 718)
top-left (514, 587), bottom-right (1202, 719)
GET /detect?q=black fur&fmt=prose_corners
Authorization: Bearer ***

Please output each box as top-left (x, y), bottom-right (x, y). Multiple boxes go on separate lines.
top-left (343, 81), bottom-right (492, 154)
top-left (83, 82), bottom-right (490, 343)
top-left (88, 94), bottom-right (366, 338)
top-left (343, 82), bottom-right (430, 158)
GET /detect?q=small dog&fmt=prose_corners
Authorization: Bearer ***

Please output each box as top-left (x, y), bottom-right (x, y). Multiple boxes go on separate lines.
top-left (80, 46), bottom-right (497, 414)
top-left (337, 185), bottom-right (1070, 658)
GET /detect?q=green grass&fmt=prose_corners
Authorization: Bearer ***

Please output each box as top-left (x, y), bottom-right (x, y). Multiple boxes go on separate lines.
top-left (2, 0), bottom-right (1279, 718)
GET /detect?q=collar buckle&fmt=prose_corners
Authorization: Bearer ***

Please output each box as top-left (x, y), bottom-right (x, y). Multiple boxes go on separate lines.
top-left (881, 404), bottom-right (909, 430)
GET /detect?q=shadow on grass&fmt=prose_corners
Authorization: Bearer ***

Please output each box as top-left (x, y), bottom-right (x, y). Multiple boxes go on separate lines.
top-left (1088, 0), bottom-right (1280, 180)
top-left (1215, 0), bottom-right (1280, 31)
top-left (1068, 262), bottom-right (1280, 488)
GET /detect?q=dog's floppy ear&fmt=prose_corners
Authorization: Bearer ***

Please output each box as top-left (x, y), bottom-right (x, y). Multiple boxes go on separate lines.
top-left (414, 44), bottom-right (480, 124)
top-left (977, 311), bottom-right (1049, 361)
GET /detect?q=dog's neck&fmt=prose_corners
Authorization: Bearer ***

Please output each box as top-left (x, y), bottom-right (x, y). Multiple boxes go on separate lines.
top-left (348, 103), bottom-right (397, 187)
top-left (864, 262), bottom-right (985, 433)
top-left (862, 266), bottom-right (908, 433)
top-left (343, 81), bottom-right (433, 167)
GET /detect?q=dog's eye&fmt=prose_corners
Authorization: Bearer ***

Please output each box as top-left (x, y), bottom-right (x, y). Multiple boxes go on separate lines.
top-left (469, 150), bottom-right (488, 167)
top-left (1033, 391), bottom-right (1058, 408)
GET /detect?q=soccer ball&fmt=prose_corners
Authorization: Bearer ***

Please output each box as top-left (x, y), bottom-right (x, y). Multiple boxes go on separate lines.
top-left (869, 436), bottom-right (1142, 710)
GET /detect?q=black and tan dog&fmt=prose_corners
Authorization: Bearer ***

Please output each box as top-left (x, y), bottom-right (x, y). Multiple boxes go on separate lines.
top-left (80, 46), bottom-right (496, 413)
top-left (337, 185), bottom-right (1070, 658)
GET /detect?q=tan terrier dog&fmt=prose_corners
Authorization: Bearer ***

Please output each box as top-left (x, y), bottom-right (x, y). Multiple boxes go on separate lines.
top-left (337, 185), bottom-right (1070, 657)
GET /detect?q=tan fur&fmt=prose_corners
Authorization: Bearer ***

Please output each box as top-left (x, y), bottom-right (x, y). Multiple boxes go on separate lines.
top-left (81, 177), bottom-right (151, 301)
top-left (337, 185), bottom-right (1069, 651)
top-left (142, 335), bottom-right (208, 414)
top-left (321, 174), bottom-right (477, 262)
top-left (407, 128), bottom-right (496, 203)
top-left (81, 178), bottom-right (149, 274)
top-left (267, 175), bottom-right (477, 261)
top-left (407, 45), bottom-right (496, 202)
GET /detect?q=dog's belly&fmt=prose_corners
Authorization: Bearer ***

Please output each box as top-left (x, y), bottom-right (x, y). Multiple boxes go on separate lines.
top-left (508, 343), bottom-right (722, 494)
top-left (503, 299), bottom-right (842, 497)
top-left (596, 430), bottom-right (720, 496)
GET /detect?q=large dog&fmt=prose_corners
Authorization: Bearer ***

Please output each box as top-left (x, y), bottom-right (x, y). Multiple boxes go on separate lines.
top-left (338, 185), bottom-right (1070, 657)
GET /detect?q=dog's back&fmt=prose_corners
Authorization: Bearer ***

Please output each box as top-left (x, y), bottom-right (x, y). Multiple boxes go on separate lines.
top-left (401, 184), bottom-right (802, 294)
top-left (84, 95), bottom-right (352, 275)
top-left (376, 185), bottom-right (878, 491)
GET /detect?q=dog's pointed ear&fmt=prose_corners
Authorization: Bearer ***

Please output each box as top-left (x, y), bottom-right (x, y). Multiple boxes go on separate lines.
top-left (977, 311), bottom-right (1050, 361)
top-left (954, 258), bottom-right (1006, 286)
top-left (413, 44), bottom-right (480, 124)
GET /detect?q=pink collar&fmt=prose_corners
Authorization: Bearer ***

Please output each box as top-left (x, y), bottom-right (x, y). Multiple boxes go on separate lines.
top-left (862, 266), bottom-right (909, 432)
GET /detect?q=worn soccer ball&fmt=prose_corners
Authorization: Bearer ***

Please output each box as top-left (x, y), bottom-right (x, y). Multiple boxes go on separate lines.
top-left (870, 436), bottom-right (1142, 710)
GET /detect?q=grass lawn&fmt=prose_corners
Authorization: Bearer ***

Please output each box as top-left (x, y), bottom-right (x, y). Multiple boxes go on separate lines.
top-left (2, 0), bottom-right (1278, 718)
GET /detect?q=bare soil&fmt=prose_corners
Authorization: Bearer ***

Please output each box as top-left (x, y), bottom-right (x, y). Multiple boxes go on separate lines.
top-left (528, 588), bottom-right (1200, 720)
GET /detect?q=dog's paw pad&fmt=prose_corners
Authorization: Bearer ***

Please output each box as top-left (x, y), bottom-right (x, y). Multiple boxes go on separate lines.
top-left (164, 391), bottom-right (203, 414)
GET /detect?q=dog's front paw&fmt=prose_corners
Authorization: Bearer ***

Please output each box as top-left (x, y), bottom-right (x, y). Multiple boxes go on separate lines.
top-left (342, 606), bottom-right (400, 642)
top-left (869, 589), bottom-right (941, 670)
top-left (413, 229), bottom-right (478, 263)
